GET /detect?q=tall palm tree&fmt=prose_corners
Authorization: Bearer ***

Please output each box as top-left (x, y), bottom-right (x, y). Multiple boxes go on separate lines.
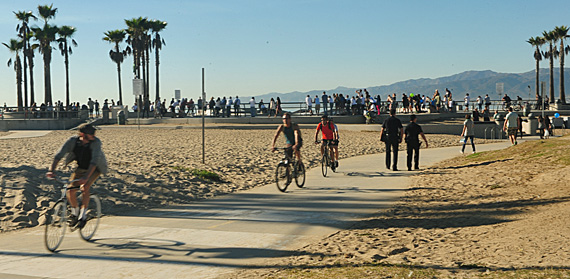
top-left (3, 39), bottom-right (24, 111)
top-left (553, 26), bottom-right (570, 104)
top-left (150, 20), bottom-right (167, 102)
top-left (103, 29), bottom-right (129, 106)
top-left (15, 10), bottom-right (36, 109)
top-left (527, 36), bottom-right (545, 100)
top-left (57, 25), bottom-right (77, 109)
top-left (542, 30), bottom-right (556, 103)
top-left (34, 4), bottom-right (58, 106)
top-left (125, 17), bottom-right (149, 106)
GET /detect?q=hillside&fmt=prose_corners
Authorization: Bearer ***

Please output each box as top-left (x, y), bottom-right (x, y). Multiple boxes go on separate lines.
top-left (254, 69), bottom-right (570, 102)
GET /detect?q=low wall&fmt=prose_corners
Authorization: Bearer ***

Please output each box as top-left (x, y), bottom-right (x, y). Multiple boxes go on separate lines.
top-left (0, 119), bottom-right (83, 131)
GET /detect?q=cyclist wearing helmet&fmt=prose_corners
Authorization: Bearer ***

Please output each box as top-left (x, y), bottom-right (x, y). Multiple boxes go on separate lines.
top-left (329, 117), bottom-right (339, 168)
top-left (46, 123), bottom-right (108, 229)
top-left (314, 115), bottom-right (336, 167)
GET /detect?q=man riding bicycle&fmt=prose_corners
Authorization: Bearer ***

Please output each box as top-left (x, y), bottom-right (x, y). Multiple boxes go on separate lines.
top-left (328, 117), bottom-right (339, 168)
top-left (46, 123), bottom-right (108, 229)
top-left (314, 115), bottom-right (336, 167)
top-left (271, 112), bottom-right (303, 164)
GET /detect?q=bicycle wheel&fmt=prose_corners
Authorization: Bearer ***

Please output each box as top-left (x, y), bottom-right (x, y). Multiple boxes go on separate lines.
top-left (321, 154), bottom-right (328, 177)
top-left (275, 163), bottom-right (290, 192)
top-left (44, 201), bottom-right (68, 252)
top-left (79, 194), bottom-right (101, 241)
top-left (295, 162), bottom-right (306, 188)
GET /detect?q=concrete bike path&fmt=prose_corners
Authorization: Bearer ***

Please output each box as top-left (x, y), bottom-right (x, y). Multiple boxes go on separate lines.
top-left (0, 141), bottom-right (516, 279)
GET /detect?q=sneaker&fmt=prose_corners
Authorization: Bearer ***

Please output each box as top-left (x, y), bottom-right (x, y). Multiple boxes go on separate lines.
top-left (460, 150), bottom-right (464, 154)
top-left (76, 218), bottom-right (87, 229)
top-left (68, 214), bottom-right (79, 227)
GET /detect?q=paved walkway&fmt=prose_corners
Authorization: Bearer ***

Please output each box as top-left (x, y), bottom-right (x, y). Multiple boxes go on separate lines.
top-left (0, 140), bottom-right (519, 279)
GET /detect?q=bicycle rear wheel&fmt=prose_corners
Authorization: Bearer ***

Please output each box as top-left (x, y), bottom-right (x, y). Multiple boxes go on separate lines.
top-left (275, 163), bottom-right (290, 192)
top-left (295, 162), bottom-right (306, 188)
top-left (44, 201), bottom-right (67, 252)
top-left (321, 154), bottom-right (328, 177)
top-left (79, 194), bottom-right (101, 241)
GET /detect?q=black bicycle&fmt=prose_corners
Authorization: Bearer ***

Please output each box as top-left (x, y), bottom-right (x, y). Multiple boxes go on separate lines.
top-left (316, 140), bottom-right (336, 177)
top-left (44, 177), bottom-right (101, 252)
top-left (274, 147), bottom-right (305, 192)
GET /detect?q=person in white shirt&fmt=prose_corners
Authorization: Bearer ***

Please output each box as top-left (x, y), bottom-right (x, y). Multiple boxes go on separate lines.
top-left (503, 107), bottom-right (519, 145)
top-left (305, 95), bottom-right (313, 115)
top-left (226, 97), bottom-right (233, 117)
top-left (249, 97), bottom-right (256, 117)
top-left (314, 95), bottom-right (320, 115)
top-left (464, 93), bottom-right (471, 112)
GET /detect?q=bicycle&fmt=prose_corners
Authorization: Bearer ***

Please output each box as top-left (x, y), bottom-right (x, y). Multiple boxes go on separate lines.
top-left (44, 176), bottom-right (101, 252)
top-left (274, 147), bottom-right (305, 192)
top-left (316, 140), bottom-right (336, 177)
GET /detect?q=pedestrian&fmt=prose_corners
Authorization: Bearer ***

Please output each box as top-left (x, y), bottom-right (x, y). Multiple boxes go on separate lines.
top-left (249, 97), bottom-right (256, 117)
top-left (538, 115), bottom-right (545, 139)
top-left (503, 107), bottom-right (518, 145)
top-left (314, 95), bottom-right (320, 115)
top-left (380, 109), bottom-right (403, 171)
top-left (404, 114), bottom-right (428, 171)
top-left (460, 114), bottom-right (476, 154)
top-left (322, 91), bottom-right (329, 115)
top-left (305, 95), bottom-right (313, 115)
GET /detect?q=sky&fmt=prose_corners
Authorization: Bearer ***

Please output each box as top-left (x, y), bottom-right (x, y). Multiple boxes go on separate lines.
top-left (1, 0), bottom-right (569, 107)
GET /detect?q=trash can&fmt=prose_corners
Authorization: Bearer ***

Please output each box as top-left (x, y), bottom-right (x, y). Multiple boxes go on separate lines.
top-left (118, 110), bottom-right (126, 125)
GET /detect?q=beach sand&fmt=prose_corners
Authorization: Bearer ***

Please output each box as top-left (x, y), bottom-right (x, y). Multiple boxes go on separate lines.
top-left (226, 131), bottom-right (570, 278)
top-left (0, 127), bottom-right (476, 232)
top-left (2, 127), bottom-right (568, 278)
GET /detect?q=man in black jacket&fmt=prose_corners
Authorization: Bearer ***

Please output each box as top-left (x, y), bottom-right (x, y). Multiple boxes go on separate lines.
top-left (380, 109), bottom-right (403, 171)
top-left (404, 114), bottom-right (429, 171)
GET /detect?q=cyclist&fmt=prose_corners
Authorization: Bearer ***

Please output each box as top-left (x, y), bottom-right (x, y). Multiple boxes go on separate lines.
top-left (271, 112), bottom-right (303, 163)
top-left (329, 117), bottom-right (340, 168)
top-left (46, 123), bottom-right (108, 229)
top-left (314, 115), bottom-right (336, 167)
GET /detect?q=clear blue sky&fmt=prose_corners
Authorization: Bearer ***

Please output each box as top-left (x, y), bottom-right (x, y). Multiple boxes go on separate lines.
top-left (1, 0), bottom-right (569, 107)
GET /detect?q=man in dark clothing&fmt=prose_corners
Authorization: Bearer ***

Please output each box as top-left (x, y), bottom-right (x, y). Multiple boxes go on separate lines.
top-left (380, 109), bottom-right (403, 171)
top-left (403, 114), bottom-right (429, 171)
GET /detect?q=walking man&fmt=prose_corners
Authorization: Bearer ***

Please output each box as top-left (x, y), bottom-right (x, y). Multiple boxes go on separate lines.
top-left (403, 114), bottom-right (428, 171)
top-left (380, 109), bottom-right (403, 171)
top-left (503, 106), bottom-right (519, 145)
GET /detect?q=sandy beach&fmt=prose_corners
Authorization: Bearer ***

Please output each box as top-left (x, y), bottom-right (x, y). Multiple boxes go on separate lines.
top-left (0, 127), bottom-right (479, 232)
top-left (2, 126), bottom-right (569, 278)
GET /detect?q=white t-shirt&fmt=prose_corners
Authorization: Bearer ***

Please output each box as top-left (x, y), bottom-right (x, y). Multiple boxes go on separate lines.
top-left (505, 112), bottom-right (518, 128)
top-left (249, 99), bottom-right (256, 108)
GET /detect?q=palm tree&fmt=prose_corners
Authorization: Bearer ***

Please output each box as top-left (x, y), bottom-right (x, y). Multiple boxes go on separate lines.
top-left (103, 29), bottom-right (129, 106)
top-left (15, 10), bottom-right (36, 109)
top-left (542, 30), bottom-right (556, 103)
top-left (527, 36), bottom-right (545, 100)
top-left (57, 25), bottom-right (77, 109)
top-left (150, 20), bottom-right (167, 102)
top-left (34, 4), bottom-right (58, 106)
top-left (3, 39), bottom-right (24, 111)
top-left (125, 17), bottom-right (149, 106)
top-left (553, 26), bottom-right (570, 104)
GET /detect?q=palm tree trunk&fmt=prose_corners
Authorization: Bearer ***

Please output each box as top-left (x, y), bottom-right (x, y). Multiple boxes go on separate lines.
top-left (43, 49), bottom-right (53, 106)
top-left (16, 56), bottom-right (23, 111)
top-left (155, 48), bottom-right (160, 101)
top-left (117, 62), bottom-right (123, 106)
top-left (535, 57), bottom-right (540, 98)
top-left (23, 40), bottom-right (28, 110)
top-left (549, 43), bottom-right (555, 103)
top-left (560, 41), bottom-right (566, 104)
top-left (64, 43), bottom-right (70, 109)
top-left (27, 50), bottom-right (35, 105)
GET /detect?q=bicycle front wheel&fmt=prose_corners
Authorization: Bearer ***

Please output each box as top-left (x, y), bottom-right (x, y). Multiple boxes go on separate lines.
top-left (79, 194), bottom-right (101, 241)
top-left (44, 201), bottom-right (68, 252)
top-left (321, 154), bottom-right (328, 177)
top-left (295, 162), bottom-right (306, 188)
top-left (275, 163), bottom-right (290, 192)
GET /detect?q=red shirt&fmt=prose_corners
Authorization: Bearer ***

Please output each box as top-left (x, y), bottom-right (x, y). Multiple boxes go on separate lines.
top-left (317, 122), bottom-right (334, 140)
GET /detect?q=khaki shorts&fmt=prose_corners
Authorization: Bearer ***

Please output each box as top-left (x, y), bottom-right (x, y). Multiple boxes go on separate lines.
top-left (70, 168), bottom-right (101, 186)
top-left (507, 127), bottom-right (518, 136)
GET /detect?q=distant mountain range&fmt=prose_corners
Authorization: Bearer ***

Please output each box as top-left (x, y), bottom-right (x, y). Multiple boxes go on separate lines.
top-left (254, 69), bottom-right (570, 102)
